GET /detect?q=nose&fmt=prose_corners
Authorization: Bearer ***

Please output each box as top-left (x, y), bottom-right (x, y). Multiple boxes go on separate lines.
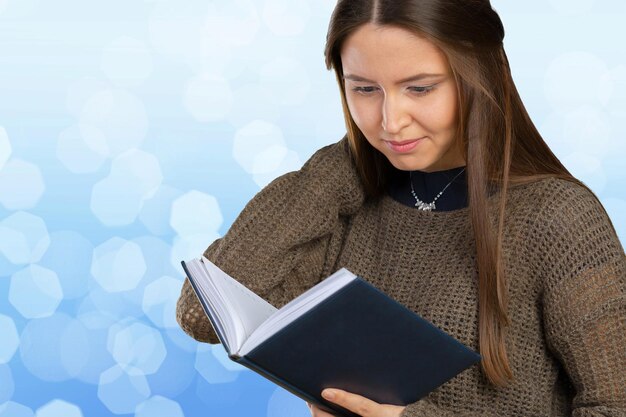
top-left (381, 94), bottom-right (411, 134)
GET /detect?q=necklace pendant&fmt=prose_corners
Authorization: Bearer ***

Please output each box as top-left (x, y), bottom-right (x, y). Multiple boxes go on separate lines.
top-left (415, 200), bottom-right (436, 211)
top-left (409, 167), bottom-right (464, 213)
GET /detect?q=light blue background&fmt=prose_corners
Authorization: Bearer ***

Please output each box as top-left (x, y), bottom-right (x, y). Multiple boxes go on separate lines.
top-left (0, 0), bottom-right (624, 416)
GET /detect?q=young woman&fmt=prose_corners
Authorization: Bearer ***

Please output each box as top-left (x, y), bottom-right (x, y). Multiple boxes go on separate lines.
top-left (177, 1), bottom-right (626, 416)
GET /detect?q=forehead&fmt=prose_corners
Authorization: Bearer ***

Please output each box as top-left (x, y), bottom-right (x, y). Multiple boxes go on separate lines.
top-left (340, 23), bottom-right (450, 79)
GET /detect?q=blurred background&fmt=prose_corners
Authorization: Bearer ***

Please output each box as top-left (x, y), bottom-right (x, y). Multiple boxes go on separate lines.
top-left (0, 0), bottom-right (624, 416)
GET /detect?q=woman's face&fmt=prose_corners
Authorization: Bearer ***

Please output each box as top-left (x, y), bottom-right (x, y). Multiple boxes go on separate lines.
top-left (340, 23), bottom-right (464, 172)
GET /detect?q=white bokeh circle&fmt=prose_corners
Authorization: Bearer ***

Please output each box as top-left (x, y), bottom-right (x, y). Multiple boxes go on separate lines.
top-left (73, 310), bottom-right (117, 385)
top-left (97, 365), bottom-right (151, 414)
top-left (101, 36), bottom-right (153, 86)
top-left (233, 119), bottom-right (285, 173)
top-left (262, 0), bottom-right (311, 36)
top-left (134, 395), bottom-right (184, 417)
top-left (207, 0), bottom-right (261, 47)
top-left (226, 83), bottom-right (280, 127)
top-left (139, 185), bottom-right (183, 236)
top-left (19, 313), bottom-right (90, 381)
top-left (251, 147), bottom-right (302, 188)
top-left (0, 401), bottom-right (34, 417)
top-left (602, 198), bottom-right (626, 243)
top-left (142, 276), bottom-right (183, 329)
top-left (170, 232), bottom-right (220, 272)
top-left (0, 158), bottom-right (45, 210)
top-left (56, 123), bottom-right (108, 174)
top-left (91, 237), bottom-right (147, 293)
top-left (170, 191), bottom-right (222, 236)
top-left (183, 74), bottom-right (233, 122)
top-left (562, 152), bottom-right (607, 193)
top-left (90, 176), bottom-right (145, 226)
top-left (189, 23), bottom-right (238, 77)
top-left (259, 56), bottom-right (311, 106)
top-left (541, 106), bottom-right (612, 160)
top-left (90, 149), bottom-right (163, 226)
top-left (39, 230), bottom-right (93, 300)
top-left (194, 344), bottom-right (240, 383)
top-left (107, 321), bottom-right (167, 375)
top-left (548, 0), bottom-right (595, 15)
top-left (562, 106), bottom-right (611, 158)
top-left (35, 400), bottom-right (82, 417)
top-left (544, 52), bottom-right (612, 111)
top-left (0, 365), bottom-right (14, 406)
top-left (66, 76), bottom-right (110, 117)
top-left (0, 211), bottom-right (50, 265)
top-left (109, 149), bottom-right (163, 200)
top-left (0, 126), bottom-right (11, 170)
top-left (9, 265), bottom-right (62, 319)
top-left (79, 89), bottom-right (149, 157)
top-left (0, 314), bottom-right (19, 364)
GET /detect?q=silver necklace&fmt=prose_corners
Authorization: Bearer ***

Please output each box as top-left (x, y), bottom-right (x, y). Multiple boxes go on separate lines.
top-left (409, 167), bottom-right (466, 211)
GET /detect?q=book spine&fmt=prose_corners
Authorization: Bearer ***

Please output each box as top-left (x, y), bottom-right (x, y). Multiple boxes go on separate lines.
top-left (232, 355), bottom-right (359, 417)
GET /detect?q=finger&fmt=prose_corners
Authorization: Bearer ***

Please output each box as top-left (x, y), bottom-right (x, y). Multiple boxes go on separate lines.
top-left (322, 389), bottom-right (380, 416)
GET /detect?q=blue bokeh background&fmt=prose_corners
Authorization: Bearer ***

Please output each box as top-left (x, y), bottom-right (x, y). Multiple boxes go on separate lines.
top-left (0, 0), bottom-right (625, 416)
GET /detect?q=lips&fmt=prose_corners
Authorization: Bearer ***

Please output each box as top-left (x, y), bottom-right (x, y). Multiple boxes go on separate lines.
top-left (386, 138), bottom-right (424, 145)
top-left (384, 137), bottom-right (425, 153)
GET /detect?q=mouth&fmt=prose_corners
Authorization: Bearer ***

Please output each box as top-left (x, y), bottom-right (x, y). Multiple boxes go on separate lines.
top-left (384, 137), bottom-right (426, 153)
top-left (385, 138), bottom-right (424, 146)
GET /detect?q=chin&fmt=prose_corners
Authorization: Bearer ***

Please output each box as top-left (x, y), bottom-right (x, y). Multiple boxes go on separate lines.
top-left (386, 155), bottom-right (432, 172)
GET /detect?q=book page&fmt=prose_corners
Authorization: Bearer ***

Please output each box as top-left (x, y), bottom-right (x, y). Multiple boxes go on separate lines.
top-left (183, 259), bottom-right (234, 352)
top-left (238, 268), bottom-right (356, 356)
top-left (201, 257), bottom-right (277, 352)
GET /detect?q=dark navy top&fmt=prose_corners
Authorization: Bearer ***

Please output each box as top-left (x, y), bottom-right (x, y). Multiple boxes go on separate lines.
top-left (386, 165), bottom-right (468, 211)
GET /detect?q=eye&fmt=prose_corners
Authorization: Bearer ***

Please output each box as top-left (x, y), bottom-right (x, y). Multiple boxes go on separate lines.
top-left (350, 85), bottom-right (436, 96)
top-left (409, 85), bottom-right (436, 96)
top-left (351, 86), bottom-right (379, 95)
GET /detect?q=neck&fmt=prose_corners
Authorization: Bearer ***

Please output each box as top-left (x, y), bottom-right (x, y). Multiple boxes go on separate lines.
top-left (416, 164), bottom-right (466, 174)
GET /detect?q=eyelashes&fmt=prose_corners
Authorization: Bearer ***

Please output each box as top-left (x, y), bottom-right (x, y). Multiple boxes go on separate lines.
top-left (350, 85), bottom-right (436, 96)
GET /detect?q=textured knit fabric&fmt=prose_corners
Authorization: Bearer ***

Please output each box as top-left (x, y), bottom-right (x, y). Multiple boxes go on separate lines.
top-left (176, 137), bottom-right (626, 417)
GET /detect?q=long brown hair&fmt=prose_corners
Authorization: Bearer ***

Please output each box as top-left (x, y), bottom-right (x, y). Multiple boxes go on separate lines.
top-left (323, 0), bottom-right (586, 387)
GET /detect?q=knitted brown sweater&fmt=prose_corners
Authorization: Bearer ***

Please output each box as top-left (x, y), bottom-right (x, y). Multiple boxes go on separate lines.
top-left (176, 137), bottom-right (626, 416)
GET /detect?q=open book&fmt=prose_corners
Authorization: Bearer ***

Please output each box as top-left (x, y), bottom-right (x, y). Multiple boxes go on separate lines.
top-left (182, 256), bottom-right (481, 417)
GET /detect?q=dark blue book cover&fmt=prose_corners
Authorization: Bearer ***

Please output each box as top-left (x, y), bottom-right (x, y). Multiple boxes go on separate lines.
top-left (182, 261), bottom-right (481, 417)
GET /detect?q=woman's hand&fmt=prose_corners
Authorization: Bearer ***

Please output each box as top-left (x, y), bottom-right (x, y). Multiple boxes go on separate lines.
top-left (306, 389), bottom-right (406, 417)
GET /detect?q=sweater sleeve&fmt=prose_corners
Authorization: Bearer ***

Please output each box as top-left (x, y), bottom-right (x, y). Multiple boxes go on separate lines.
top-left (539, 182), bottom-right (626, 416)
top-left (399, 400), bottom-right (503, 417)
top-left (175, 136), bottom-right (365, 343)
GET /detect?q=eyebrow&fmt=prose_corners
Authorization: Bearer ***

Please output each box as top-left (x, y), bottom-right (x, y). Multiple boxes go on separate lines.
top-left (342, 73), bottom-right (445, 84)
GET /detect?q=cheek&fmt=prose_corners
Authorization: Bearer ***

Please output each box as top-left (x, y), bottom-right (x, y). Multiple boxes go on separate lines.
top-left (422, 91), bottom-right (457, 134)
top-left (346, 96), bottom-right (377, 131)
top-left (439, 86), bottom-right (459, 129)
